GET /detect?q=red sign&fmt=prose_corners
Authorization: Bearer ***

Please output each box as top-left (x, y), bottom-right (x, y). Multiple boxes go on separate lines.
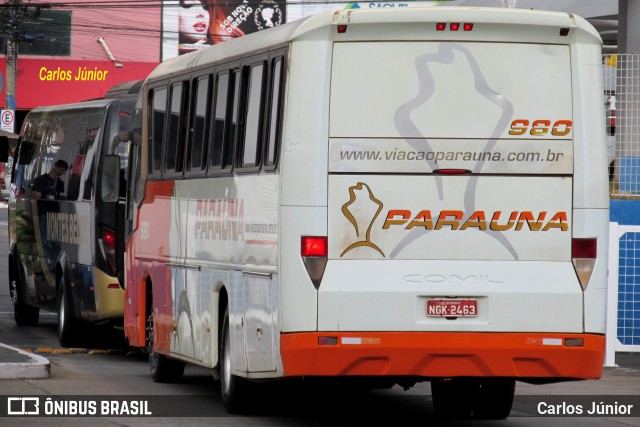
top-left (0, 58), bottom-right (158, 109)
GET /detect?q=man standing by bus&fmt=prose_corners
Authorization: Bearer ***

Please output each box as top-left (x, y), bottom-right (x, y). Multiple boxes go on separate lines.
top-left (31, 160), bottom-right (68, 200)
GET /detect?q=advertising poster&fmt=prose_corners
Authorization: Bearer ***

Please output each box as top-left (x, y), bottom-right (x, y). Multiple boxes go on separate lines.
top-left (164, 0), bottom-right (286, 60)
top-left (163, 1), bottom-right (441, 60)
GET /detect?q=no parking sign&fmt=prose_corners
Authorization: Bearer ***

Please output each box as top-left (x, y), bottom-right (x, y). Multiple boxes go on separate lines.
top-left (1, 109), bottom-right (14, 133)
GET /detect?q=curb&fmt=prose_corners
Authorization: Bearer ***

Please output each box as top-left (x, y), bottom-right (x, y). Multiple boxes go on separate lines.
top-left (0, 343), bottom-right (51, 379)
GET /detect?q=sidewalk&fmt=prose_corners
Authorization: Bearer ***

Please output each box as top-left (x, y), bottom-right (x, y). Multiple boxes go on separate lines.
top-left (0, 343), bottom-right (51, 379)
top-left (615, 352), bottom-right (640, 370)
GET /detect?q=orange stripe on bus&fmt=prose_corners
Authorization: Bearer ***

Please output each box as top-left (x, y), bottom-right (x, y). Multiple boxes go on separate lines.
top-left (280, 332), bottom-right (604, 379)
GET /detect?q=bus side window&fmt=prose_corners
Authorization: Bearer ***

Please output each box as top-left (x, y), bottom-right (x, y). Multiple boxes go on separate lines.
top-left (21, 115), bottom-right (49, 197)
top-left (264, 56), bottom-right (284, 170)
top-left (14, 139), bottom-right (38, 196)
top-left (69, 127), bottom-right (98, 201)
top-left (189, 76), bottom-right (210, 172)
top-left (165, 81), bottom-right (188, 175)
top-left (224, 70), bottom-right (240, 170)
top-left (210, 69), bottom-right (240, 172)
top-left (35, 125), bottom-right (53, 179)
top-left (150, 87), bottom-right (167, 176)
top-left (237, 62), bottom-right (265, 170)
top-left (210, 72), bottom-right (229, 171)
top-left (29, 118), bottom-right (65, 199)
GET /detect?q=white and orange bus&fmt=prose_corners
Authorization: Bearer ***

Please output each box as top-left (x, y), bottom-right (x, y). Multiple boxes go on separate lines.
top-left (122, 7), bottom-right (609, 418)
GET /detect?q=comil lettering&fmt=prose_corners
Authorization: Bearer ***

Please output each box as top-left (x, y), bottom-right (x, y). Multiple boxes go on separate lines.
top-left (382, 210), bottom-right (568, 232)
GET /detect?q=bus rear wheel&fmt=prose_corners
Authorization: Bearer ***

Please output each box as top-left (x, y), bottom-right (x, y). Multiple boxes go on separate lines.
top-left (146, 313), bottom-right (185, 383)
top-left (431, 379), bottom-right (476, 419)
top-left (220, 306), bottom-right (252, 414)
top-left (472, 379), bottom-right (515, 419)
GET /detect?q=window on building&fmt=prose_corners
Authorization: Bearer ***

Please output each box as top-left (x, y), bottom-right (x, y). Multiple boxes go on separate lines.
top-left (0, 10), bottom-right (72, 56)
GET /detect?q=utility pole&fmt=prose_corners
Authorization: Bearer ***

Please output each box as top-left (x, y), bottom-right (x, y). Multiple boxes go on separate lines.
top-left (1, 1), bottom-right (47, 133)
top-left (3, 0), bottom-right (22, 134)
top-left (5, 0), bottom-right (18, 113)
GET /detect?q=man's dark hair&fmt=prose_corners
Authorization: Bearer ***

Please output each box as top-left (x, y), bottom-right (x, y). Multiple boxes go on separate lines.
top-left (54, 159), bottom-right (69, 169)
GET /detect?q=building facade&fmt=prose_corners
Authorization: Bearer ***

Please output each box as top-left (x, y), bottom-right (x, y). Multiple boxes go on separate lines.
top-left (0, 0), bottom-right (162, 130)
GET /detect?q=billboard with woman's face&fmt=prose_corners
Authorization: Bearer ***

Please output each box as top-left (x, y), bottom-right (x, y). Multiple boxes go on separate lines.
top-left (179, 0), bottom-right (211, 51)
top-left (163, 0), bottom-right (286, 60)
top-left (162, 0), bottom-right (441, 60)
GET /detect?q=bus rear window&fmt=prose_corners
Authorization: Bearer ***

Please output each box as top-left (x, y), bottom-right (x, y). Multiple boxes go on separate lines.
top-left (330, 42), bottom-right (572, 140)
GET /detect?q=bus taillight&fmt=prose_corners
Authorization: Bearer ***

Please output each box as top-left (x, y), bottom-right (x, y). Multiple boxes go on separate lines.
top-left (301, 236), bottom-right (328, 290)
top-left (437, 22), bottom-right (474, 31)
top-left (572, 238), bottom-right (597, 290)
top-left (101, 226), bottom-right (118, 275)
top-left (103, 227), bottom-right (116, 247)
top-left (302, 236), bottom-right (327, 257)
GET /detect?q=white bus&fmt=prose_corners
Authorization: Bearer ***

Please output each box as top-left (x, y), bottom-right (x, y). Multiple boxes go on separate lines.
top-left (123, 7), bottom-right (609, 418)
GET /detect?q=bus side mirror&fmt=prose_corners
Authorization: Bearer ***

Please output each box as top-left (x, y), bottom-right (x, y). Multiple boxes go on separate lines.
top-left (0, 136), bottom-right (8, 162)
top-left (101, 154), bottom-right (120, 203)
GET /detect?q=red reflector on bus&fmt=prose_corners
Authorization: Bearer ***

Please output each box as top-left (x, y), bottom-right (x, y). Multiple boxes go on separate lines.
top-left (450, 23), bottom-right (460, 31)
top-left (560, 27), bottom-right (570, 36)
top-left (436, 23), bottom-right (446, 31)
top-left (564, 338), bottom-right (584, 347)
top-left (337, 25), bottom-right (348, 34)
top-left (108, 283), bottom-right (120, 289)
top-left (463, 23), bottom-right (474, 31)
top-left (572, 238), bottom-right (596, 259)
top-left (318, 336), bottom-right (338, 346)
top-left (301, 236), bottom-right (327, 257)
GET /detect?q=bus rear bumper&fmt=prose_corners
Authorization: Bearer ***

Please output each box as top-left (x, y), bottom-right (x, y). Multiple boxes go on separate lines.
top-left (280, 332), bottom-right (605, 379)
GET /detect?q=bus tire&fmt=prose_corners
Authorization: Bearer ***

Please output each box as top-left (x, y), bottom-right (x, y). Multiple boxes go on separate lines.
top-left (147, 313), bottom-right (185, 383)
top-left (431, 379), bottom-right (476, 419)
top-left (472, 379), bottom-right (515, 419)
top-left (57, 277), bottom-right (80, 347)
top-left (10, 262), bottom-right (39, 326)
top-left (220, 306), bottom-right (251, 414)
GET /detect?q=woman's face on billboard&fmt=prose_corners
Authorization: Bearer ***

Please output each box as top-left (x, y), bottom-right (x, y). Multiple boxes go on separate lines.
top-left (180, 0), bottom-right (209, 43)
